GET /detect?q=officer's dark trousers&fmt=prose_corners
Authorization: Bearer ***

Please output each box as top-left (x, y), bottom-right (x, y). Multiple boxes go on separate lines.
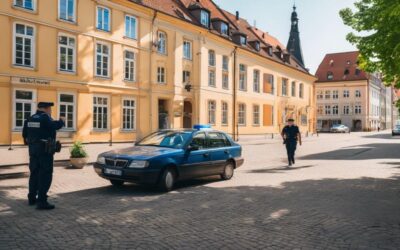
top-left (285, 140), bottom-right (297, 164)
top-left (28, 153), bottom-right (53, 202)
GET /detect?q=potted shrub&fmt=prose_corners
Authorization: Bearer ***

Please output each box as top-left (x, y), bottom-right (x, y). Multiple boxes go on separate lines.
top-left (69, 141), bottom-right (88, 169)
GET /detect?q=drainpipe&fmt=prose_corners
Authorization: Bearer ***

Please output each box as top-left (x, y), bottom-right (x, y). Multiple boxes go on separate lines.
top-left (8, 85), bottom-right (13, 150)
top-left (109, 95), bottom-right (112, 146)
top-left (367, 79), bottom-right (370, 131)
top-left (232, 46), bottom-right (238, 141)
top-left (149, 11), bottom-right (157, 134)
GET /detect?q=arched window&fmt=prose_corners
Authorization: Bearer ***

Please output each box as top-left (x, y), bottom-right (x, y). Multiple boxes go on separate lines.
top-left (157, 31), bottom-right (167, 54)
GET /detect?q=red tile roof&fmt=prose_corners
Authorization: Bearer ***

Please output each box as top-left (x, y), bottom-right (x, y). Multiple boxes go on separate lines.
top-left (127, 0), bottom-right (310, 74)
top-left (315, 51), bottom-right (368, 82)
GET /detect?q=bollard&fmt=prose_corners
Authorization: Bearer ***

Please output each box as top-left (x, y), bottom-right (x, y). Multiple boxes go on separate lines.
top-left (271, 133), bottom-right (274, 139)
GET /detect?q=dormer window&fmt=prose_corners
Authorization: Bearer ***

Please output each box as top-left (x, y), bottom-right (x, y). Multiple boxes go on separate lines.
top-left (221, 22), bottom-right (229, 35)
top-left (327, 71), bottom-right (333, 80)
top-left (255, 41), bottom-right (260, 51)
top-left (200, 10), bottom-right (209, 27)
top-left (240, 35), bottom-right (247, 45)
top-left (267, 46), bottom-right (273, 56)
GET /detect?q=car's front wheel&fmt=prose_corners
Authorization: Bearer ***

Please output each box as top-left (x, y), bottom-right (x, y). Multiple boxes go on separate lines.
top-left (221, 161), bottom-right (235, 180)
top-left (159, 168), bottom-right (176, 192)
top-left (110, 179), bottom-right (124, 187)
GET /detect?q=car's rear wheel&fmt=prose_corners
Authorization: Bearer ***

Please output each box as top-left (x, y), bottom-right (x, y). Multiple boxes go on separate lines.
top-left (110, 180), bottom-right (124, 187)
top-left (159, 168), bottom-right (176, 192)
top-left (221, 161), bottom-right (234, 180)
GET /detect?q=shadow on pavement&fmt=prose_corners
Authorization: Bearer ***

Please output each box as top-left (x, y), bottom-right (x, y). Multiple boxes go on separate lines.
top-left (362, 133), bottom-right (399, 140)
top-left (1, 175), bottom-right (400, 249)
top-left (300, 143), bottom-right (400, 160)
top-left (247, 165), bottom-right (314, 173)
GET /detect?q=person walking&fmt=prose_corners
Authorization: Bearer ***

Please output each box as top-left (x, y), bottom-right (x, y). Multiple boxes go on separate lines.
top-left (281, 118), bottom-right (302, 167)
top-left (22, 102), bottom-right (65, 210)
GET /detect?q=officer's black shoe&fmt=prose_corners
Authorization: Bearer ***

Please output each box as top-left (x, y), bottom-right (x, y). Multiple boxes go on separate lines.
top-left (292, 159), bottom-right (295, 164)
top-left (27, 195), bottom-right (36, 206)
top-left (36, 201), bottom-right (55, 210)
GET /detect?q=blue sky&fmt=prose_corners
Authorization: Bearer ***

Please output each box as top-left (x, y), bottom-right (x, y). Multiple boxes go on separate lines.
top-left (213, 0), bottom-right (357, 74)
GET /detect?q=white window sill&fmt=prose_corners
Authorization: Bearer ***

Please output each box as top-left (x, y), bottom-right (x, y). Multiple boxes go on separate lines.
top-left (13, 65), bottom-right (35, 71)
top-left (12, 5), bottom-right (37, 14)
top-left (57, 18), bottom-right (77, 25)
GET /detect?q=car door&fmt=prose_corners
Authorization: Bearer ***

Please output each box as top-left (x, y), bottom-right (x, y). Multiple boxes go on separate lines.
top-left (180, 132), bottom-right (211, 179)
top-left (207, 132), bottom-right (232, 175)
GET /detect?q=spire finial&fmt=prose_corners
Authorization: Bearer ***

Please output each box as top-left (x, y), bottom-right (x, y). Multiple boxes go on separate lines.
top-left (293, 0), bottom-right (296, 10)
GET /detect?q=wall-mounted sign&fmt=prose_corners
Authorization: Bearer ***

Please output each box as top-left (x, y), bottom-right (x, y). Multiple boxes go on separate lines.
top-left (12, 77), bottom-right (50, 85)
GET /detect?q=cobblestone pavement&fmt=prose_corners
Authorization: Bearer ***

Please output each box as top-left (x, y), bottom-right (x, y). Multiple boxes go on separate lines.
top-left (0, 132), bottom-right (399, 249)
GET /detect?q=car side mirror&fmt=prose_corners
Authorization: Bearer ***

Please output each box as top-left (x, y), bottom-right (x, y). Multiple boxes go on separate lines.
top-left (188, 144), bottom-right (199, 151)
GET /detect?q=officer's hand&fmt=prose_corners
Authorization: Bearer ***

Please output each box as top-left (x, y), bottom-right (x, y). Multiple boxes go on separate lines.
top-left (60, 116), bottom-right (66, 122)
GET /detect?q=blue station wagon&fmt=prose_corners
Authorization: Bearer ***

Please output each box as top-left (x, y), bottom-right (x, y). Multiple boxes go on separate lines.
top-left (93, 125), bottom-right (244, 191)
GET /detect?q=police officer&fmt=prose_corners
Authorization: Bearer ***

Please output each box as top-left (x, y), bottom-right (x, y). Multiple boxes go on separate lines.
top-left (22, 102), bottom-right (65, 210)
top-left (281, 118), bottom-right (302, 167)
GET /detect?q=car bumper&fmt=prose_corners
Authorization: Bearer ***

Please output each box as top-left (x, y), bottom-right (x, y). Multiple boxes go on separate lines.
top-left (93, 163), bottom-right (161, 185)
top-left (392, 131), bottom-right (400, 135)
top-left (234, 157), bottom-right (244, 168)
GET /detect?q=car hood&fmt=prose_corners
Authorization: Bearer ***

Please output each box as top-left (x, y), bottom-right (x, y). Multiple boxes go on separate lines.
top-left (101, 146), bottom-right (183, 160)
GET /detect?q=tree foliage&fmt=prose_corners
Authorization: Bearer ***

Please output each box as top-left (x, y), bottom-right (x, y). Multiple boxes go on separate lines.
top-left (340, 0), bottom-right (400, 90)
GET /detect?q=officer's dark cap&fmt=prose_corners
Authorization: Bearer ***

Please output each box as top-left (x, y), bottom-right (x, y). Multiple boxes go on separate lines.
top-left (37, 102), bottom-right (54, 108)
top-left (287, 118), bottom-right (295, 122)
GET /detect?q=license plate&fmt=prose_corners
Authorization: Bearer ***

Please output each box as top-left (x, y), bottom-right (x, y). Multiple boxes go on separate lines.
top-left (104, 168), bottom-right (122, 176)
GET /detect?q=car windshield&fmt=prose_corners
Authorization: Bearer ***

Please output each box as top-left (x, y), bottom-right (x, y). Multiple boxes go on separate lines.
top-left (136, 131), bottom-right (192, 149)
top-left (333, 124), bottom-right (342, 127)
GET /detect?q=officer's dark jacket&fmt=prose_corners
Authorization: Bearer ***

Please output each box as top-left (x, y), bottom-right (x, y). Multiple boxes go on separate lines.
top-left (22, 111), bottom-right (64, 152)
top-left (282, 125), bottom-right (300, 141)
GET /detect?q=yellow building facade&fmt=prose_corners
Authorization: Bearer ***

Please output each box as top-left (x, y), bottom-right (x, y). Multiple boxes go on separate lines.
top-left (0, 0), bottom-right (316, 146)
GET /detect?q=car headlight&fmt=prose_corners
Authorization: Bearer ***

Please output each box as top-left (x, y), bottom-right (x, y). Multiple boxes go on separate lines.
top-left (127, 160), bottom-right (148, 169)
top-left (96, 156), bottom-right (106, 165)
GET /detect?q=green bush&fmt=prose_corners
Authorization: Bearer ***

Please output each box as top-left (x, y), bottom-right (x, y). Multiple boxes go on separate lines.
top-left (70, 141), bottom-right (88, 158)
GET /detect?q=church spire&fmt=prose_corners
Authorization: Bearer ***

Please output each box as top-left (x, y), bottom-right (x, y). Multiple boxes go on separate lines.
top-left (287, 4), bottom-right (305, 67)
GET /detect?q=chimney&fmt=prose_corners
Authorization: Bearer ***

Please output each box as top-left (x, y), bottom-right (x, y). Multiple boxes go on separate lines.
top-left (262, 33), bottom-right (265, 38)
top-left (236, 11), bottom-right (239, 20)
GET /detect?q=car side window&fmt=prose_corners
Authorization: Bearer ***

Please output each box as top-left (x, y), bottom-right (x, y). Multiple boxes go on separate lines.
top-left (208, 132), bottom-right (230, 148)
top-left (190, 132), bottom-right (206, 149)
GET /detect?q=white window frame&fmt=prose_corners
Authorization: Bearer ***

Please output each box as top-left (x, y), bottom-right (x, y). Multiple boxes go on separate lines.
top-left (157, 66), bottom-right (166, 84)
top-left (355, 90), bottom-right (361, 98)
top-left (299, 83), bottom-right (304, 98)
top-left (208, 100), bottom-right (216, 125)
top-left (200, 10), bottom-right (210, 27)
top-left (317, 91), bottom-right (323, 100)
top-left (208, 69), bottom-right (216, 87)
top-left (13, 22), bottom-right (36, 68)
top-left (221, 22), bottom-right (228, 35)
top-left (253, 105), bottom-right (260, 126)
top-left (325, 90), bottom-right (331, 99)
top-left (13, 0), bottom-right (36, 11)
top-left (208, 50), bottom-right (215, 66)
top-left (332, 104), bottom-right (339, 115)
top-left (124, 50), bottom-right (136, 82)
top-left (222, 55), bottom-right (229, 71)
top-left (238, 103), bottom-right (246, 126)
top-left (93, 95), bottom-right (110, 131)
top-left (125, 15), bottom-right (137, 40)
top-left (222, 72), bottom-right (229, 90)
top-left (343, 90), bottom-right (350, 98)
top-left (157, 31), bottom-right (167, 54)
top-left (121, 97), bottom-right (136, 131)
top-left (291, 81), bottom-right (296, 97)
top-left (317, 105), bottom-right (323, 115)
top-left (239, 64), bottom-right (247, 91)
top-left (13, 88), bottom-right (37, 130)
top-left (58, 92), bottom-right (76, 130)
top-left (282, 78), bottom-right (288, 96)
top-left (332, 90), bottom-right (339, 99)
top-left (58, 0), bottom-right (76, 23)
top-left (253, 70), bottom-right (260, 93)
top-left (58, 33), bottom-right (76, 73)
top-left (221, 101), bottom-right (228, 126)
top-left (96, 6), bottom-right (111, 32)
top-left (355, 105), bottom-right (362, 114)
top-left (325, 105), bottom-right (331, 115)
top-left (183, 40), bottom-right (192, 60)
top-left (95, 41), bottom-right (111, 78)
top-left (343, 105), bottom-right (350, 115)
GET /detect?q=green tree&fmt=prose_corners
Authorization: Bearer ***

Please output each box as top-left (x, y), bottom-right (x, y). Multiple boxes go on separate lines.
top-left (340, 0), bottom-right (400, 91)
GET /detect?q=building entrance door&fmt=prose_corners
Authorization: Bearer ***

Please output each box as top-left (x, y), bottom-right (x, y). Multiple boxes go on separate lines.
top-left (183, 100), bottom-right (192, 129)
top-left (158, 99), bottom-right (169, 130)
